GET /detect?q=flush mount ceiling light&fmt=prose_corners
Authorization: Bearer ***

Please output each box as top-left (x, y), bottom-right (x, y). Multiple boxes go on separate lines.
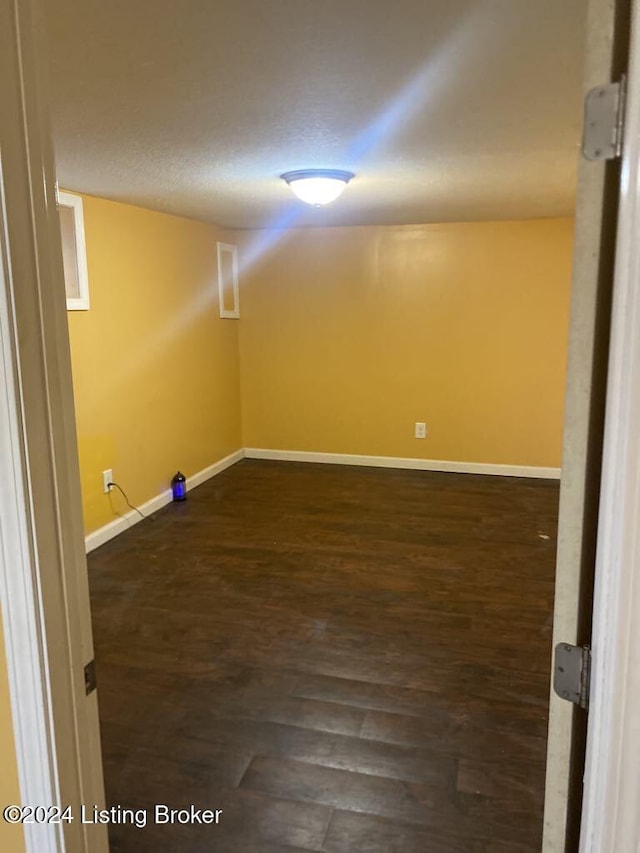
top-left (281, 169), bottom-right (355, 206)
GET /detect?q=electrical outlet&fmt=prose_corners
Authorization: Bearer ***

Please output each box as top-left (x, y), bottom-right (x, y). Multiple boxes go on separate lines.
top-left (414, 422), bottom-right (427, 439)
top-left (102, 469), bottom-right (113, 494)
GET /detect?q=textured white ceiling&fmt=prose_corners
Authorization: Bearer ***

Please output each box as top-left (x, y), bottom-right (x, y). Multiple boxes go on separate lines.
top-left (46, 0), bottom-right (586, 229)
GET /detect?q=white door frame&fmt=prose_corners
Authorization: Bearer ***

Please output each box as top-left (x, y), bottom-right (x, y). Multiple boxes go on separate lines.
top-left (0, 1), bottom-right (107, 852)
top-left (579, 0), bottom-right (640, 848)
top-left (0, 148), bottom-right (64, 853)
top-left (0, 2), bottom-right (63, 848)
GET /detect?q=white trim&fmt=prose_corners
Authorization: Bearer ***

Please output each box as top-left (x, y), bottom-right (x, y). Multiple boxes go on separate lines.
top-left (217, 241), bottom-right (239, 319)
top-left (244, 447), bottom-right (561, 479)
top-left (58, 191), bottom-right (90, 312)
top-left (0, 166), bottom-right (62, 850)
top-left (580, 1), bottom-right (640, 849)
top-left (85, 446), bottom-right (559, 554)
top-left (85, 449), bottom-right (244, 553)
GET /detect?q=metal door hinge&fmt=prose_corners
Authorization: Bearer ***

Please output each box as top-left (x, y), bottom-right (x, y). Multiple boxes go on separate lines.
top-left (582, 78), bottom-right (626, 161)
top-left (84, 659), bottom-right (97, 696)
top-left (554, 643), bottom-right (591, 710)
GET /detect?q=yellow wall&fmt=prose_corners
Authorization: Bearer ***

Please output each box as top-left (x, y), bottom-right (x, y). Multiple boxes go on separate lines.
top-left (238, 218), bottom-right (573, 467)
top-left (0, 615), bottom-right (25, 853)
top-left (67, 195), bottom-right (242, 534)
top-left (68, 207), bottom-right (572, 533)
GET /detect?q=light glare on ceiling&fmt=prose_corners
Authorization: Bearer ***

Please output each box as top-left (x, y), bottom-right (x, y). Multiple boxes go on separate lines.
top-left (281, 169), bottom-right (355, 206)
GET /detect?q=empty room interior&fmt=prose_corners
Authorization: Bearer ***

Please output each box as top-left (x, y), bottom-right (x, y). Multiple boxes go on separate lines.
top-left (2, 0), bottom-right (589, 850)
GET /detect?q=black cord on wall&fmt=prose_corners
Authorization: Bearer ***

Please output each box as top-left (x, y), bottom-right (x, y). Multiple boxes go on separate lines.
top-left (108, 481), bottom-right (152, 522)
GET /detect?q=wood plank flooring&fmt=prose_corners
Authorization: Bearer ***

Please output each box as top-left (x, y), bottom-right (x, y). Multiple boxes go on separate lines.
top-left (88, 460), bottom-right (559, 852)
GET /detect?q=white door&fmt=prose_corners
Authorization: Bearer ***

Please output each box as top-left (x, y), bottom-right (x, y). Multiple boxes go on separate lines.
top-left (577, 0), bottom-right (640, 847)
top-left (543, 0), bottom-right (632, 850)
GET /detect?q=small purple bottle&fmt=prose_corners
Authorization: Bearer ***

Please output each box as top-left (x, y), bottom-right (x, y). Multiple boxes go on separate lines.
top-left (171, 471), bottom-right (187, 502)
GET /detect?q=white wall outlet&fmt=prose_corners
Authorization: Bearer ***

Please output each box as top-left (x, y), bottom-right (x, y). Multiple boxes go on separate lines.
top-left (414, 422), bottom-right (427, 439)
top-left (102, 469), bottom-right (113, 493)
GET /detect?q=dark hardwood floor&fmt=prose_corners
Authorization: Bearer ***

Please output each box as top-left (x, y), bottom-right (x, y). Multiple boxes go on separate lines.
top-left (88, 460), bottom-right (559, 852)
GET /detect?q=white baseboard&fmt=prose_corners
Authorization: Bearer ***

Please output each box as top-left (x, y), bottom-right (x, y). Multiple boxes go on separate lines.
top-left (244, 447), bottom-right (561, 480)
top-left (85, 446), bottom-right (560, 552)
top-left (187, 449), bottom-right (245, 489)
top-left (84, 449), bottom-right (244, 553)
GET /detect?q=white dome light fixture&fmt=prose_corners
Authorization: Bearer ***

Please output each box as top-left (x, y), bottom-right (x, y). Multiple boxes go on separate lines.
top-left (281, 169), bottom-right (355, 206)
